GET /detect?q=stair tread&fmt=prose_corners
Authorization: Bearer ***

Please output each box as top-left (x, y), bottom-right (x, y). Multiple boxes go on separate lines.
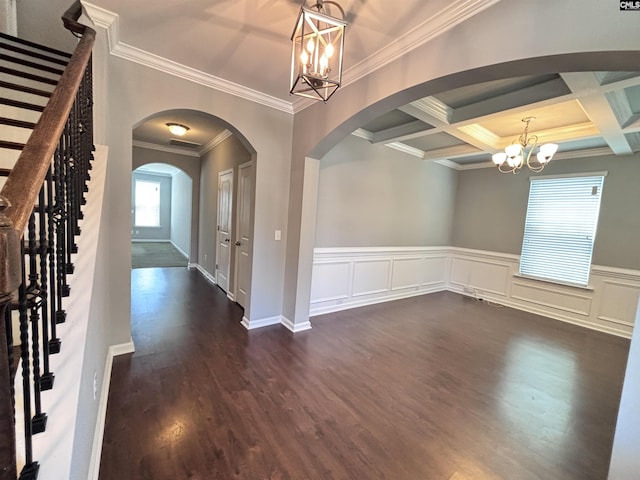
top-left (0, 32), bottom-right (72, 59)
top-left (0, 52), bottom-right (64, 76)
top-left (0, 140), bottom-right (25, 151)
top-left (0, 79), bottom-right (53, 98)
top-left (0, 42), bottom-right (69, 67)
top-left (0, 97), bottom-right (45, 112)
top-left (0, 117), bottom-right (36, 129)
top-left (0, 66), bottom-right (58, 86)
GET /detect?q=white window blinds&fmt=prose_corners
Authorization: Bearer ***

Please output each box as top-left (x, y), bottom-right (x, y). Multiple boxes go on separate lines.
top-left (519, 173), bottom-right (606, 287)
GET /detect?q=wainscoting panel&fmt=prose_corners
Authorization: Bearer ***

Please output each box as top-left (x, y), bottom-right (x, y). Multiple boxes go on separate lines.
top-left (597, 280), bottom-right (640, 328)
top-left (310, 248), bottom-right (449, 316)
top-left (352, 258), bottom-right (392, 297)
top-left (511, 279), bottom-right (593, 317)
top-left (310, 261), bottom-right (351, 303)
top-left (310, 247), bottom-right (640, 337)
top-left (391, 257), bottom-right (422, 291)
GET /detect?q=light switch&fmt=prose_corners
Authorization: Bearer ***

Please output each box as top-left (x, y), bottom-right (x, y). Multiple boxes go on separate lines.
top-left (275, 229), bottom-right (281, 241)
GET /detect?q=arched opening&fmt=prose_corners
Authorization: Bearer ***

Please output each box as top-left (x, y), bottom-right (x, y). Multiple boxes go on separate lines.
top-left (287, 52), bottom-right (640, 329)
top-left (131, 108), bottom-right (256, 312)
top-left (131, 162), bottom-right (193, 268)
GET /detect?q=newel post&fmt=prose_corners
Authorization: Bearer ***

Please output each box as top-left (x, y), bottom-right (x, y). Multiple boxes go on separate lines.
top-left (0, 194), bottom-right (21, 480)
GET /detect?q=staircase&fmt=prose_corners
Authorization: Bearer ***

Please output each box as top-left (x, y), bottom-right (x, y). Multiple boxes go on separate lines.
top-left (0, 31), bottom-right (71, 188)
top-left (0, 3), bottom-right (96, 479)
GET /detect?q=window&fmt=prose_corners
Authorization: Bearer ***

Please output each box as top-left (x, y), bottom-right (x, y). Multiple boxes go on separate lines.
top-left (134, 180), bottom-right (161, 227)
top-left (519, 173), bottom-right (606, 287)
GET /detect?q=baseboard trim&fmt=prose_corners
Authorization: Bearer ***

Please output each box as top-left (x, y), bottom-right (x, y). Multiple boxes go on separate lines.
top-left (87, 339), bottom-right (135, 480)
top-left (281, 316), bottom-right (312, 333)
top-left (193, 263), bottom-right (216, 285)
top-left (241, 315), bottom-right (281, 330)
top-left (227, 291), bottom-right (236, 302)
top-left (169, 240), bottom-right (189, 259)
top-left (310, 285), bottom-right (447, 317)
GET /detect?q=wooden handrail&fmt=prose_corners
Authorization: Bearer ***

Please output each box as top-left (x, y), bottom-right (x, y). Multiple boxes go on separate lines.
top-left (1, 1), bottom-right (95, 238)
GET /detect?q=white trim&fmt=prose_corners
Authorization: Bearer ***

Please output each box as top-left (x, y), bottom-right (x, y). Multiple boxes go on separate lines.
top-left (300, 0), bottom-right (502, 114)
top-left (384, 142), bottom-right (425, 158)
top-left (434, 159), bottom-right (464, 170)
top-left (87, 340), bottom-right (134, 480)
top-left (83, 0), bottom-right (499, 115)
top-left (281, 316), bottom-right (312, 333)
top-left (241, 315), bottom-right (281, 330)
top-left (352, 129), bottom-right (374, 141)
top-left (82, 2), bottom-right (293, 114)
top-left (310, 246), bottom-right (640, 338)
top-left (169, 240), bottom-right (189, 259)
top-left (227, 291), bottom-right (236, 302)
top-left (200, 129), bottom-right (233, 155)
top-left (193, 263), bottom-right (216, 285)
top-left (132, 140), bottom-right (200, 157)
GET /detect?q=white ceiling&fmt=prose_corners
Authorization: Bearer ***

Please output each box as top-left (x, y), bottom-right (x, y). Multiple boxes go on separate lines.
top-left (86, 1), bottom-right (640, 168)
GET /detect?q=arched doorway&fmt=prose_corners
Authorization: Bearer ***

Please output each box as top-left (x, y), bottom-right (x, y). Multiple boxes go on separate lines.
top-left (132, 109), bottom-right (256, 311)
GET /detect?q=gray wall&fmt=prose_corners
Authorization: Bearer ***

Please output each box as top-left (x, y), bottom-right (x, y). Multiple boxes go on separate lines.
top-left (452, 153), bottom-right (640, 270)
top-left (16, 0), bottom-right (76, 51)
top-left (316, 135), bottom-right (457, 247)
top-left (171, 170), bottom-right (192, 256)
top-left (131, 171), bottom-right (172, 241)
top-left (198, 135), bottom-right (252, 287)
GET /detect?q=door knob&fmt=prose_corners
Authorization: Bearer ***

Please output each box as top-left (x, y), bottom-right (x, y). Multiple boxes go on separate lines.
top-left (235, 241), bottom-right (242, 246)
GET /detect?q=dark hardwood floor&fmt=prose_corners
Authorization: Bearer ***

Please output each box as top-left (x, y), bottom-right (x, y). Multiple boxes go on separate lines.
top-left (99, 268), bottom-right (630, 480)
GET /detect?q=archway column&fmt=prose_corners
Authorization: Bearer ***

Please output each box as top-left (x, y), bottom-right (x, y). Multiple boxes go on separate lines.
top-left (282, 157), bottom-right (319, 332)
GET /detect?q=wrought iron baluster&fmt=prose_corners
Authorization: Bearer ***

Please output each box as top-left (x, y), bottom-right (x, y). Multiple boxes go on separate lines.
top-left (18, 237), bottom-right (39, 479)
top-left (53, 138), bottom-right (67, 343)
top-left (26, 213), bottom-right (47, 435)
top-left (38, 184), bottom-right (53, 392)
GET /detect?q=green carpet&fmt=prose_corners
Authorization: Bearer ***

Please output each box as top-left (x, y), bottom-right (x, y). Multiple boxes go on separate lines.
top-left (132, 242), bottom-right (188, 269)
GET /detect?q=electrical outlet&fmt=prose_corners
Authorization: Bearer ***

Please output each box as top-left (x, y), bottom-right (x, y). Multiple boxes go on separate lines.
top-left (93, 371), bottom-right (98, 401)
top-left (204, 254), bottom-right (207, 262)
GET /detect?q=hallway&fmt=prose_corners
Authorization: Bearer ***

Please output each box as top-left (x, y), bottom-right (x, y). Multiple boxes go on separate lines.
top-left (99, 268), bottom-right (630, 479)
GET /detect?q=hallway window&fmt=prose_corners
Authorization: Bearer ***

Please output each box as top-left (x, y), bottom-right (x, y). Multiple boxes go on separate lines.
top-left (134, 179), bottom-right (161, 227)
top-left (520, 173), bottom-right (606, 287)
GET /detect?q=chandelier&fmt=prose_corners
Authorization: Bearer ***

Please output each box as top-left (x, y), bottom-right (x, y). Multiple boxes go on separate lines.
top-left (290, 0), bottom-right (347, 102)
top-left (492, 117), bottom-right (558, 174)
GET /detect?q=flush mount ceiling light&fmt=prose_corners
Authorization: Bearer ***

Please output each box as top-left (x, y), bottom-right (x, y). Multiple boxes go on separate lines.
top-left (166, 123), bottom-right (189, 136)
top-left (290, 0), bottom-right (347, 102)
top-left (492, 117), bottom-right (558, 174)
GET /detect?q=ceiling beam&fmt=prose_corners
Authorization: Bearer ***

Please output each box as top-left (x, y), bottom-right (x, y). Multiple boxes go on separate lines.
top-left (560, 72), bottom-right (633, 155)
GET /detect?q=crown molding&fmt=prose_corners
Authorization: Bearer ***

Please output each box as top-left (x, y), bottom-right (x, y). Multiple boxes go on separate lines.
top-left (458, 124), bottom-right (501, 149)
top-left (132, 140), bottom-right (200, 157)
top-left (434, 159), bottom-right (463, 170)
top-left (338, 0), bottom-right (502, 97)
top-left (84, 0), bottom-right (500, 116)
top-left (411, 97), bottom-right (453, 124)
top-left (200, 129), bottom-right (233, 156)
top-left (82, 2), bottom-right (294, 115)
top-left (384, 142), bottom-right (425, 159)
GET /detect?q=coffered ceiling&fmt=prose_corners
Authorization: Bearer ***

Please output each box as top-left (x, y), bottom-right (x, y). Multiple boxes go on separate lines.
top-left (355, 72), bottom-right (640, 169)
top-left (84, 1), bottom-right (640, 168)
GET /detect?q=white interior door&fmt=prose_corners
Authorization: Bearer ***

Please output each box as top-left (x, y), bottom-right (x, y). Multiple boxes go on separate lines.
top-left (216, 169), bottom-right (233, 293)
top-left (234, 161), bottom-right (254, 308)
